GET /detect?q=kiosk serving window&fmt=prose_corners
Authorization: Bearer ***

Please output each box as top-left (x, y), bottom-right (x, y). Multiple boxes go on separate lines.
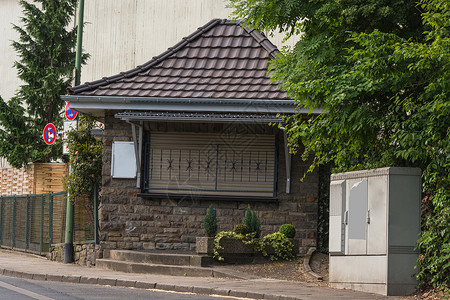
top-left (143, 132), bottom-right (277, 198)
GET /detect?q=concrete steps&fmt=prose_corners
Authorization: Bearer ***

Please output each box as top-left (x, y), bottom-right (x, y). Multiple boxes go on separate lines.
top-left (95, 249), bottom-right (240, 278)
top-left (105, 249), bottom-right (205, 266)
top-left (96, 259), bottom-right (235, 278)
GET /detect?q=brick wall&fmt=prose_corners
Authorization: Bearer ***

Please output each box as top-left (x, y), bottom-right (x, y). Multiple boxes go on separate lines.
top-left (0, 166), bottom-right (34, 195)
top-left (99, 111), bottom-right (318, 255)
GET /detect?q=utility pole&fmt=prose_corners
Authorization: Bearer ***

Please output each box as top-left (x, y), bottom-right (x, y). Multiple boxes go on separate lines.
top-left (64, 0), bottom-right (84, 264)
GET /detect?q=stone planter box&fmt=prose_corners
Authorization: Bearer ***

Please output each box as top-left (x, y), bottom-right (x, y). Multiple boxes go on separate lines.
top-left (196, 237), bottom-right (214, 255)
top-left (196, 236), bottom-right (253, 255)
top-left (196, 236), bottom-right (299, 257)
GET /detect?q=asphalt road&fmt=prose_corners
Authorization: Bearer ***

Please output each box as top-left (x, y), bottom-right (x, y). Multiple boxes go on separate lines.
top-left (0, 275), bottom-right (236, 300)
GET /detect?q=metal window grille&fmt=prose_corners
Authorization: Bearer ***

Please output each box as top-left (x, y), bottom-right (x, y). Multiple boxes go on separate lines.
top-left (143, 132), bottom-right (277, 198)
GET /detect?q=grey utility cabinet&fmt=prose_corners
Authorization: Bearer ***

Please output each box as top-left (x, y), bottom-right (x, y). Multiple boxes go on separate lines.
top-left (329, 167), bottom-right (421, 296)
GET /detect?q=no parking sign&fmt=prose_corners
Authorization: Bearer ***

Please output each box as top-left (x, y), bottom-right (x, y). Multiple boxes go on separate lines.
top-left (65, 102), bottom-right (77, 121)
top-left (42, 123), bottom-right (57, 145)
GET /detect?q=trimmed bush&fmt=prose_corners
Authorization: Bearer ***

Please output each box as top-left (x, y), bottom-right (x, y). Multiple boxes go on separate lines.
top-left (233, 224), bottom-right (250, 235)
top-left (279, 224), bottom-right (296, 239)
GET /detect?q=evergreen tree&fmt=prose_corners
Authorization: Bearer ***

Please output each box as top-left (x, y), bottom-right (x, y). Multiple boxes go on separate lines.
top-left (0, 0), bottom-right (88, 168)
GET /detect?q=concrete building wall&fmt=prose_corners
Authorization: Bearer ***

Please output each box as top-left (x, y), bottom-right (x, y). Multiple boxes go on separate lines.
top-left (0, 0), bottom-right (23, 102)
top-left (0, 0), bottom-right (299, 99)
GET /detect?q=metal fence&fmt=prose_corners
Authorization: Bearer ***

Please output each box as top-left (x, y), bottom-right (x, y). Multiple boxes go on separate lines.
top-left (0, 191), bottom-right (96, 255)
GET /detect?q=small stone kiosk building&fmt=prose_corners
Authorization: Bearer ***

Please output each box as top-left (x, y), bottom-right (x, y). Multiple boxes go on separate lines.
top-left (63, 19), bottom-right (319, 255)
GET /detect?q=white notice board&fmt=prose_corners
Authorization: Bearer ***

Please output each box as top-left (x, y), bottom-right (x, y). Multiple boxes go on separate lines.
top-left (111, 142), bottom-right (136, 178)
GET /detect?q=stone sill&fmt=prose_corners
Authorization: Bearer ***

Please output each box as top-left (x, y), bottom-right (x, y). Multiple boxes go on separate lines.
top-left (138, 193), bottom-right (278, 202)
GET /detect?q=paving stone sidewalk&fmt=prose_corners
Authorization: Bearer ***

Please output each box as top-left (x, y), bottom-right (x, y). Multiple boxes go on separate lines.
top-left (0, 249), bottom-right (404, 300)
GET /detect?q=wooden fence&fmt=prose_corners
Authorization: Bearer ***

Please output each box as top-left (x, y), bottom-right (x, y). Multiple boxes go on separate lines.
top-left (0, 163), bottom-right (68, 196)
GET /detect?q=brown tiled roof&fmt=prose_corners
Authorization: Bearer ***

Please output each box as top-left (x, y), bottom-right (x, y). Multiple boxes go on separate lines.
top-left (69, 19), bottom-right (289, 100)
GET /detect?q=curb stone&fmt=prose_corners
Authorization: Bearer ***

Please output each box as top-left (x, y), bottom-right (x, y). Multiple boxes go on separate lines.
top-left (173, 285), bottom-right (194, 293)
top-left (116, 279), bottom-right (136, 287)
top-left (135, 281), bottom-right (156, 289)
top-left (63, 275), bottom-right (81, 283)
top-left (97, 278), bottom-right (116, 286)
top-left (32, 274), bottom-right (46, 281)
top-left (229, 290), bottom-right (248, 298)
top-left (246, 291), bottom-right (264, 299)
top-left (211, 288), bottom-right (230, 296)
top-left (46, 274), bottom-right (62, 282)
top-left (0, 267), bottom-right (310, 300)
top-left (154, 283), bottom-right (175, 291)
top-left (80, 277), bottom-right (98, 285)
top-left (303, 247), bottom-right (323, 281)
top-left (192, 286), bottom-right (214, 295)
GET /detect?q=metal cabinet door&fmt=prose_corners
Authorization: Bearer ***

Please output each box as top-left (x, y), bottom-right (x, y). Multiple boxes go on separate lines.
top-left (367, 176), bottom-right (387, 255)
top-left (346, 179), bottom-right (368, 255)
top-left (329, 180), bottom-right (346, 254)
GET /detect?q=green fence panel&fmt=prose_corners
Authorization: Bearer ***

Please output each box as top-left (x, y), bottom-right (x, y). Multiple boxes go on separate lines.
top-left (12, 196), bottom-right (16, 248)
top-left (26, 195), bottom-right (30, 250)
top-left (0, 197), bottom-right (3, 243)
top-left (0, 189), bottom-right (98, 254)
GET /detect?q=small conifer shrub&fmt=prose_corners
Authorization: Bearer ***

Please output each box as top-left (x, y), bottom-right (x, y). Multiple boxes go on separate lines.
top-left (243, 205), bottom-right (261, 238)
top-left (203, 204), bottom-right (217, 237)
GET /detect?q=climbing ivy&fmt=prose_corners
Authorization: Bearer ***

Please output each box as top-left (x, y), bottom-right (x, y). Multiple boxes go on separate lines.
top-left (63, 115), bottom-right (102, 202)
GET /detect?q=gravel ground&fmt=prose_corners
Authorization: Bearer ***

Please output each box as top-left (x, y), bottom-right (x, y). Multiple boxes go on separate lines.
top-left (229, 252), bottom-right (329, 286)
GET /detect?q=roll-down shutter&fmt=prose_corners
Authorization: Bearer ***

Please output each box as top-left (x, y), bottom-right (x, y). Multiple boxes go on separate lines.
top-left (145, 132), bottom-right (276, 198)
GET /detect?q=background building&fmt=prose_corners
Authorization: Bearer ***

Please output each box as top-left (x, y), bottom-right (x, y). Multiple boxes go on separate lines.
top-left (0, 0), bottom-right (298, 102)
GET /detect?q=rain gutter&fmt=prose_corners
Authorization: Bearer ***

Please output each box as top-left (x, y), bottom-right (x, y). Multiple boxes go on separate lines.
top-left (61, 95), bottom-right (323, 114)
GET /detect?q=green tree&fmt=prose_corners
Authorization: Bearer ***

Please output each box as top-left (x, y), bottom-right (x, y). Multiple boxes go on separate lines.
top-left (0, 0), bottom-right (88, 168)
top-left (229, 0), bottom-right (449, 290)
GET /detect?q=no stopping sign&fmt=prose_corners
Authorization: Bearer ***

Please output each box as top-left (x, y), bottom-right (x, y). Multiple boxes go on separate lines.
top-left (43, 123), bottom-right (57, 145)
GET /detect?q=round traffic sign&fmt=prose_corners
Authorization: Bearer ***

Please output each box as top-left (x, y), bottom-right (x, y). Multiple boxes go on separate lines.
top-left (65, 102), bottom-right (78, 121)
top-left (43, 123), bottom-right (57, 145)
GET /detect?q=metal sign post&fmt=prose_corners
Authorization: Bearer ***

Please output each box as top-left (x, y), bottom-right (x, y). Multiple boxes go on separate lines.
top-left (64, 0), bottom-right (84, 264)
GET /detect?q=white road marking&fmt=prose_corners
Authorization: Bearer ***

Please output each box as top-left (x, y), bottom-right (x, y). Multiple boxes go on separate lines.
top-left (0, 280), bottom-right (55, 300)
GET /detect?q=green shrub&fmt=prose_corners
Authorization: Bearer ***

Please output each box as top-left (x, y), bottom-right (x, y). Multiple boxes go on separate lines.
top-left (243, 205), bottom-right (261, 238)
top-left (279, 224), bottom-right (296, 239)
top-left (203, 205), bottom-right (217, 237)
top-left (260, 232), bottom-right (295, 261)
top-left (233, 224), bottom-right (250, 235)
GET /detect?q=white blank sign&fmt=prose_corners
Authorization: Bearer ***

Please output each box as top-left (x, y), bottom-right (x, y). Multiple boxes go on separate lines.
top-left (111, 142), bottom-right (136, 178)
